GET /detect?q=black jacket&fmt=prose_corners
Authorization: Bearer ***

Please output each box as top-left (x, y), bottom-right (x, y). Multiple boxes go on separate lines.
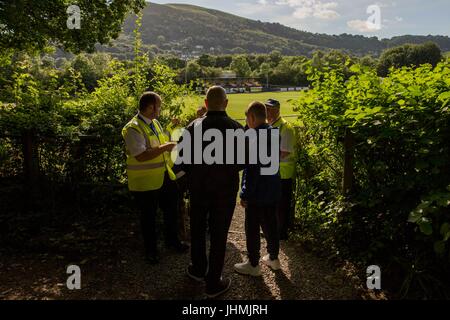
top-left (178, 111), bottom-right (244, 203)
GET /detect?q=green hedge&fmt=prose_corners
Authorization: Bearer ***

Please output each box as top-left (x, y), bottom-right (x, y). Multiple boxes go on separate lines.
top-left (294, 58), bottom-right (450, 298)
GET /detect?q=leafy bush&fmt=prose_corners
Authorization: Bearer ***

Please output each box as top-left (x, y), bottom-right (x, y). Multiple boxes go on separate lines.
top-left (0, 13), bottom-right (196, 187)
top-left (294, 58), bottom-right (450, 298)
top-left (377, 42), bottom-right (443, 77)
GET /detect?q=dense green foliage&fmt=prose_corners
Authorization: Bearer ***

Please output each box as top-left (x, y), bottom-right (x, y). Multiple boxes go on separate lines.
top-left (0, 14), bottom-right (194, 186)
top-left (294, 57), bottom-right (450, 298)
top-left (159, 50), bottom-right (363, 87)
top-left (377, 42), bottom-right (443, 77)
top-left (0, 0), bottom-right (145, 53)
top-left (157, 44), bottom-right (443, 87)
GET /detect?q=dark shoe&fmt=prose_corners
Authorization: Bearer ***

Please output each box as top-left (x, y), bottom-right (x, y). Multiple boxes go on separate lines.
top-left (186, 265), bottom-right (206, 282)
top-left (206, 278), bottom-right (231, 299)
top-left (168, 241), bottom-right (189, 253)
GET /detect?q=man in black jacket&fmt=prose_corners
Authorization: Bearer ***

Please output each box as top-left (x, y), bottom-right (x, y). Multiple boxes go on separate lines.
top-left (180, 86), bottom-right (243, 298)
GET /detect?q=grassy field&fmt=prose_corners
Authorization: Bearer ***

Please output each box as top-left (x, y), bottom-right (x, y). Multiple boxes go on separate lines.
top-left (183, 91), bottom-right (303, 123)
top-left (226, 91), bottom-right (301, 120)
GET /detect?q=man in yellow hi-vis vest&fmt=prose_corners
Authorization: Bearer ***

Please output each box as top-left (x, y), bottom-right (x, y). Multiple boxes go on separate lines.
top-left (122, 92), bottom-right (189, 264)
top-left (265, 99), bottom-right (296, 240)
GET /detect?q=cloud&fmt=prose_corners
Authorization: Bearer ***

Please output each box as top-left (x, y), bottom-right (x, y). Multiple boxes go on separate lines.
top-left (235, 1), bottom-right (280, 15)
top-left (347, 19), bottom-right (379, 33)
top-left (274, 0), bottom-right (340, 20)
top-left (292, 7), bottom-right (313, 19)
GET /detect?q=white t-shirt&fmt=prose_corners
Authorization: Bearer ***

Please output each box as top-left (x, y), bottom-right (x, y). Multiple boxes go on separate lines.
top-left (123, 113), bottom-right (152, 157)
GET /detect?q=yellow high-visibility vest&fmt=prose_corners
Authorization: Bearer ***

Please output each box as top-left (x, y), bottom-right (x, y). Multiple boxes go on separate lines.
top-left (272, 117), bottom-right (296, 180)
top-left (122, 115), bottom-right (176, 192)
top-left (164, 122), bottom-right (185, 170)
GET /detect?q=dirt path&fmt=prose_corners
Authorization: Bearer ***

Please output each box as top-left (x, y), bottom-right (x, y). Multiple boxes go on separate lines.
top-left (0, 205), bottom-right (364, 300)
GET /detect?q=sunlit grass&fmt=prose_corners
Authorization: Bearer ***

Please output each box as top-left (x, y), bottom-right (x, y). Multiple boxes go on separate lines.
top-left (182, 91), bottom-right (304, 124)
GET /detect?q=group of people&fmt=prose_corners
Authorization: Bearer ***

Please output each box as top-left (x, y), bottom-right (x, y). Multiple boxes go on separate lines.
top-left (121, 86), bottom-right (296, 298)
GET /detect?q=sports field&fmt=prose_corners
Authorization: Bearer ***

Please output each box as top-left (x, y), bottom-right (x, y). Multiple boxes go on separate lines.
top-left (184, 91), bottom-right (303, 123)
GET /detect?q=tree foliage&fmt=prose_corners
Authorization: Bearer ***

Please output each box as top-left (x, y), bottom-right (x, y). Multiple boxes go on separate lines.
top-left (230, 55), bottom-right (251, 78)
top-left (294, 58), bottom-right (450, 298)
top-left (0, 12), bottom-right (194, 186)
top-left (0, 0), bottom-right (145, 53)
top-left (377, 42), bottom-right (443, 77)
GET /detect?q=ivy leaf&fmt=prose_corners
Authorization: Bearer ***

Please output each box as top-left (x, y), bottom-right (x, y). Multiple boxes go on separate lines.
top-left (408, 86), bottom-right (421, 97)
top-left (419, 218), bottom-right (433, 236)
top-left (349, 64), bottom-right (361, 73)
top-left (354, 112), bottom-right (368, 121)
top-left (436, 194), bottom-right (450, 207)
top-left (438, 91), bottom-right (450, 102)
top-left (368, 106), bottom-right (383, 114)
top-left (408, 210), bottom-right (422, 223)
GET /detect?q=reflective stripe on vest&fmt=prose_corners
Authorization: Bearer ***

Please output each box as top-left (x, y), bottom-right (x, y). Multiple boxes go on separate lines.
top-left (127, 162), bottom-right (166, 171)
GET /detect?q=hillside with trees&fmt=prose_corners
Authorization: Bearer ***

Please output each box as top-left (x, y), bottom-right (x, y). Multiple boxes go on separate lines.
top-left (97, 2), bottom-right (450, 58)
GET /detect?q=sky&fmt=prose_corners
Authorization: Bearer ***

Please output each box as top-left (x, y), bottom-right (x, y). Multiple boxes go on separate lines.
top-left (150, 0), bottom-right (450, 39)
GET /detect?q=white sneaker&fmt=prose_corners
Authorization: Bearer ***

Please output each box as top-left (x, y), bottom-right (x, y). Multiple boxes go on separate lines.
top-left (234, 261), bottom-right (262, 277)
top-left (262, 254), bottom-right (281, 271)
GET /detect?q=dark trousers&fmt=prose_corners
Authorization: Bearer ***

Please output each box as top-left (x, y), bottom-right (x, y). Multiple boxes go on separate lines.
top-left (246, 204), bottom-right (279, 266)
top-left (277, 178), bottom-right (294, 238)
top-left (132, 173), bottom-right (180, 256)
top-left (190, 196), bottom-right (236, 290)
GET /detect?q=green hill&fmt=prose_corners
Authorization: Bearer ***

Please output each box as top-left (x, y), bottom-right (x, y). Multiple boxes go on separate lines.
top-left (100, 2), bottom-right (450, 58)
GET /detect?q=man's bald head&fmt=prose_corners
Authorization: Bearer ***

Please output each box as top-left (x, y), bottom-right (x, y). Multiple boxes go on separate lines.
top-left (205, 86), bottom-right (228, 111)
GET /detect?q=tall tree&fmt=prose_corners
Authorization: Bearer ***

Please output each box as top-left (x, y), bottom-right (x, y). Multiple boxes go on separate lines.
top-left (269, 50), bottom-right (282, 66)
top-left (0, 0), bottom-right (145, 53)
top-left (377, 42), bottom-right (442, 77)
top-left (230, 55), bottom-right (251, 77)
top-left (198, 54), bottom-right (216, 68)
